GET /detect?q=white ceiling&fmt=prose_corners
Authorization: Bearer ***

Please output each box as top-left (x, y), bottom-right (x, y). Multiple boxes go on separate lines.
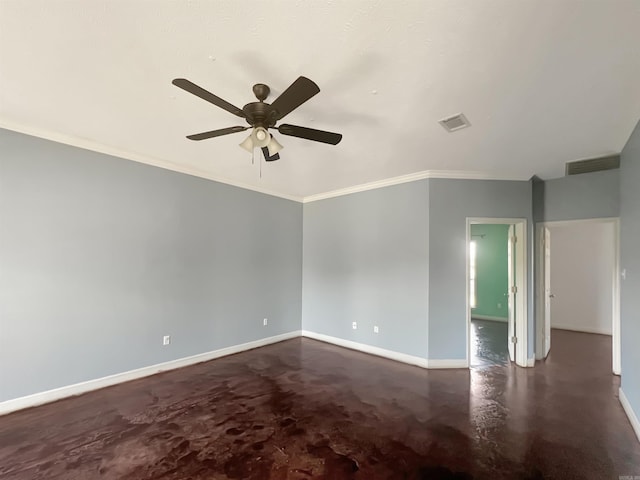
top-left (2, 1), bottom-right (640, 201)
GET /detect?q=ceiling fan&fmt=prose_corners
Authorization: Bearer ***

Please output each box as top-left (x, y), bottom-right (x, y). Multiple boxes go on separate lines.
top-left (172, 76), bottom-right (342, 162)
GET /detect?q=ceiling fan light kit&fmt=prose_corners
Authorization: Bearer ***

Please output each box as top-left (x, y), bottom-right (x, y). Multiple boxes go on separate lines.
top-left (172, 76), bottom-right (342, 164)
top-left (239, 127), bottom-right (284, 159)
top-left (251, 127), bottom-right (270, 148)
top-left (239, 134), bottom-right (254, 153)
top-left (266, 135), bottom-right (283, 156)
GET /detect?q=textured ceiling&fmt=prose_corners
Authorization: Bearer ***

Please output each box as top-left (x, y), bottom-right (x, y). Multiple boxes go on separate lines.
top-left (1, 0), bottom-right (640, 201)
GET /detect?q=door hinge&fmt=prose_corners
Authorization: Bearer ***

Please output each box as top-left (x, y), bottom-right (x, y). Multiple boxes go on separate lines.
top-left (511, 235), bottom-right (517, 243)
top-left (511, 336), bottom-right (518, 344)
top-left (511, 285), bottom-right (518, 294)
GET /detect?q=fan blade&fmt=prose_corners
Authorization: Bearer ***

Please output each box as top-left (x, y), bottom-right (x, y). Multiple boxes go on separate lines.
top-left (277, 124), bottom-right (342, 145)
top-left (172, 78), bottom-right (246, 118)
top-left (186, 126), bottom-right (249, 141)
top-left (262, 147), bottom-right (280, 162)
top-left (270, 77), bottom-right (320, 120)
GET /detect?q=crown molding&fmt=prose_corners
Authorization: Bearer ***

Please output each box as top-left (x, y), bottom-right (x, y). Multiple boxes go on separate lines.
top-left (1, 120), bottom-right (527, 204)
top-left (302, 170), bottom-right (526, 203)
top-left (0, 119), bottom-right (304, 203)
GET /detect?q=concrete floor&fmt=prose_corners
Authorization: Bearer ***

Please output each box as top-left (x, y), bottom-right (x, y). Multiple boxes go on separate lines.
top-left (0, 330), bottom-right (638, 479)
top-left (470, 318), bottom-right (509, 368)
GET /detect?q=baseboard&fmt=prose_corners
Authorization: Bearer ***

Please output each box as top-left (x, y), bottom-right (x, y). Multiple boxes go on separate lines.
top-left (527, 357), bottom-right (535, 367)
top-left (552, 325), bottom-right (612, 336)
top-left (1, 329), bottom-right (477, 416)
top-left (0, 330), bottom-right (301, 416)
top-left (301, 330), bottom-right (429, 368)
top-left (619, 388), bottom-right (640, 444)
top-left (471, 314), bottom-right (508, 323)
top-left (301, 330), bottom-right (468, 369)
top-left (427, 359), bottom-right (469, 369)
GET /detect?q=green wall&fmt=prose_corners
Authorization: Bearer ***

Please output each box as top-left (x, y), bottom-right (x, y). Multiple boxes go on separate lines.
top-left (471, 224), bottom-right (509, 319)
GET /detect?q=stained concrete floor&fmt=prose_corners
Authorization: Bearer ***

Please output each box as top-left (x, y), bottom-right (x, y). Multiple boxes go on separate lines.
top-left (470, 318), bottom-right (509, 368)
top-left (1, 330), bottom-right (639, 479)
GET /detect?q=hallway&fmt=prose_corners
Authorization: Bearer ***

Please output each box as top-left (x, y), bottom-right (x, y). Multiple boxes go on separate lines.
top-left (0, 330), bottom-right (638, 479)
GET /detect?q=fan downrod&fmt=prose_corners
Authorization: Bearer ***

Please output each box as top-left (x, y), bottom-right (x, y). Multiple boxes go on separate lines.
top-left (252, 84), bottom-right (270, 102)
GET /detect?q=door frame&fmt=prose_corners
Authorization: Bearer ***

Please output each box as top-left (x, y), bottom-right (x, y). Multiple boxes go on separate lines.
top-left (535, 217), bottom-right (621, 375)
top-left (466, 217), bottom-right (529, 368)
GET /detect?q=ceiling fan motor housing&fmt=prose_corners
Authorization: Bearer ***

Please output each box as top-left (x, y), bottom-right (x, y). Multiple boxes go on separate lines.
top-left (242, 101), bottom-right (277, 129)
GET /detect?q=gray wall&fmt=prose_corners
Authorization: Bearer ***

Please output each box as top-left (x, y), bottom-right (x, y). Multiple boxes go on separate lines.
top-left (531, 176), bottom-right (545, 224)
top-left (541, 169), bottom-right (619, 222)
top-left (620, 119), bottom-right (640, 420)
top-left (6, 123), bottom-right (626, 405)
top-left (0, 128), bottom-right (303, 402)
top-left (302, 181), bottom-right (429, 359)
top-left (303, 178), bottom-right (534, 363)
top-left (428, 179), bottom-right (533, 360)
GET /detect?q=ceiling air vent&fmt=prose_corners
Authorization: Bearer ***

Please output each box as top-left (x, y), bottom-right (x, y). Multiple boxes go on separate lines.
top-left (565, 155), bottom-right (620, 176)
top-left (439, 113), bottom-right (470, 132)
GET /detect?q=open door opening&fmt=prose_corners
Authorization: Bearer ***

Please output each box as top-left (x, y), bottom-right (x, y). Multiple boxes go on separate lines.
top-left (536, 219), bottom-right (620, 375)
top-left (467, 218), bottom-right (528, 368)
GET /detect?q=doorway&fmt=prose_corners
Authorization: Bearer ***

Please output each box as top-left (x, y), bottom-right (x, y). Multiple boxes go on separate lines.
top-left (469, 224), bottom-right (510, 367)
top-left (535, 218), bottom-right (620, 374)
top-left (466, 218), bottom-right (528, 368)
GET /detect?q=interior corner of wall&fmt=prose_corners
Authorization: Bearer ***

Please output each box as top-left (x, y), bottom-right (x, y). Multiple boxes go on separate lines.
top-left (619, 387), bottom-right (640, 444)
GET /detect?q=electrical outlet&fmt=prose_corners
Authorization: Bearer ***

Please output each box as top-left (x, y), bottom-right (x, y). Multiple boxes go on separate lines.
top-left (497, 303), bottom-right (502, 309)
top-left (263, 318), bottom-right (268, 326)
top-left (163, 335), bottom-right (171, 346)
top-left (352, 322), bottom-right (357, 330)
top-left (374, 326), bottom-right (379, 334)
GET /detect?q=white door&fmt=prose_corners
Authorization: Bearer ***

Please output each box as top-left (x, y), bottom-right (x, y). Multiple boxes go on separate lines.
top-left (543, 227), bottom-right (552, 358)
top-left (507, 225), bottom-right (515, 363)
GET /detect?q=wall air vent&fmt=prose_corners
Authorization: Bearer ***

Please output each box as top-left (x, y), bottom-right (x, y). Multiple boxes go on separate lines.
top-left (565, 155), bottom-right (620, 176)
top-left (439, 113), bottom-right (471, 132)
